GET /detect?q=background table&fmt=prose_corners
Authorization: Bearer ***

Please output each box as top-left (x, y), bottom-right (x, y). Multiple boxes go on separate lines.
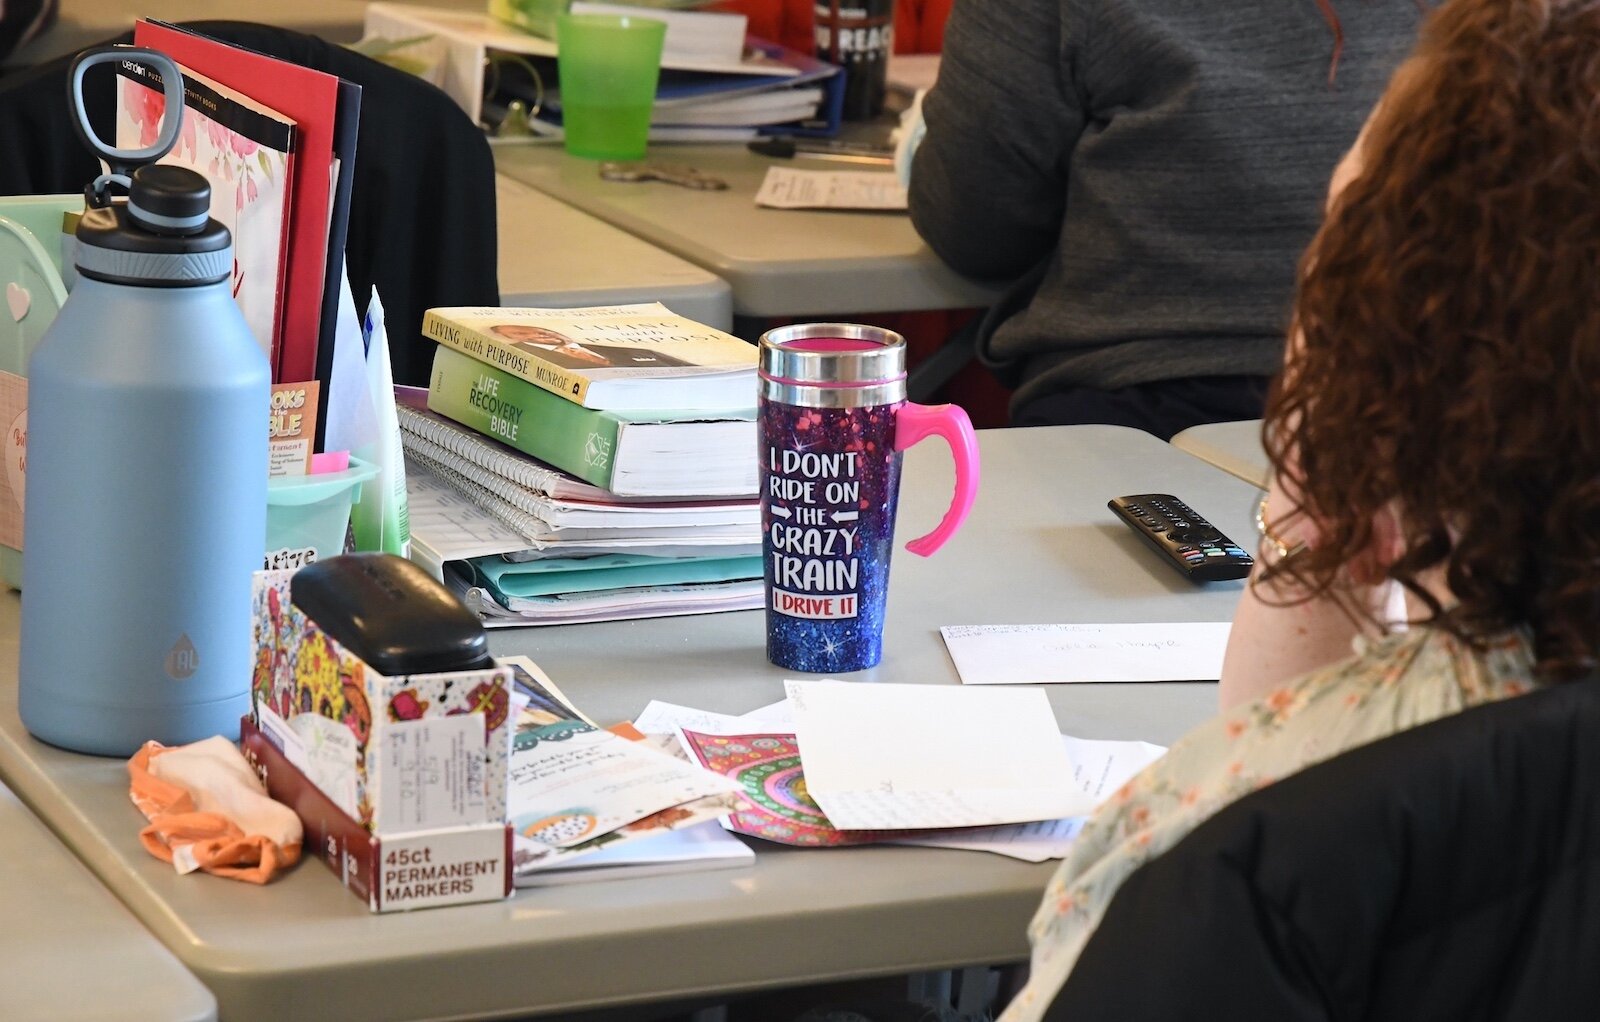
top-left (0, 781), bottom-right (217, 1021)
top-left (0, 425), bottom-right (1260, 1021)
top-left (494, 144), bottom-right (1008, 319)
top-left (496, 173), bottom-right (733, 330)
top-left (1169, 419), bottom-right (1268, 489)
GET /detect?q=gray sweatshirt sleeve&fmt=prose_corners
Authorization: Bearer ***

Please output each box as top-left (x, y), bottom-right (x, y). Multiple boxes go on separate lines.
top-left (907, 0), bottom-right (1085, 281)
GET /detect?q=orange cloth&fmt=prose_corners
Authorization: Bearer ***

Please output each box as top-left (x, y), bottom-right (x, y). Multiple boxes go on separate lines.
top-left (128, 737), bottom-right (302, 885)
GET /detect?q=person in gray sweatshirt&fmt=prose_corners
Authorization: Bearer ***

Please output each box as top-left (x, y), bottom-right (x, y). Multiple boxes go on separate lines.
top-left (907, 0), bottom-right (1421, 438)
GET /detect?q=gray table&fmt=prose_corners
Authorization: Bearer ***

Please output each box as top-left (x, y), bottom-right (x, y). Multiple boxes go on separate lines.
top-left (496, 173), bottom-right (733, 331)
top-left (0, 425), bottom-right (1257, 1021)
top-left (494, 144), bottom-right (1008, 319)
top-left (1169, 419), bottom-right (1269, 489)
top-left (0, 781), bottom-right (217, 1021)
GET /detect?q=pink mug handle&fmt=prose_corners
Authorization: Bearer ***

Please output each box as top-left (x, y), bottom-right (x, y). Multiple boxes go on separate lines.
top-left (896, 402), bottom-right (980, 557)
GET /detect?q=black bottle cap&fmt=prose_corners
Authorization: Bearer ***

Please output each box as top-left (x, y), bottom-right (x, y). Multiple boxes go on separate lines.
top-left (126, 165), bottom-right (211, 236)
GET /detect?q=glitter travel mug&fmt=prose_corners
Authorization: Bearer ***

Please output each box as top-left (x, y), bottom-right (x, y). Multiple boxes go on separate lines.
top-left (760, 324), bottom-right (980, 672)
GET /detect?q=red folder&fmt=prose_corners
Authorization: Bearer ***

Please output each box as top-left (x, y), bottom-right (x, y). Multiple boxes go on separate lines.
top-left (134, 20), bottom-right (339, 385)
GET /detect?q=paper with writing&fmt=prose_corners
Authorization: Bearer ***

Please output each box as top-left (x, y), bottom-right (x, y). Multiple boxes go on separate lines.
top-left (888, 734), bottom-right (1166, 860)
top-left (378, 715), bottom-right (486, 831)
top-left (754, 167), bottom-right (909, 210)
top-left (632, 696), bottom-right (796, 738)
top-left (787, 680), bottom-right (1093, 829)
top-left (407, 467), bottom-right (536, 561)
top-left (940, 622), bottom-right (1232, 685)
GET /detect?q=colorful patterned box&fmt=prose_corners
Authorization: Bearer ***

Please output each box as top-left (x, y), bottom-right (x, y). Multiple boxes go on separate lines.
top-left (250, 570), bottom-right (513, 834)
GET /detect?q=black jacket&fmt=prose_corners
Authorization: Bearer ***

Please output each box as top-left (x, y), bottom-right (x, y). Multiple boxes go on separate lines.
top-left (1048, 675), bottom-right (1600, 1021)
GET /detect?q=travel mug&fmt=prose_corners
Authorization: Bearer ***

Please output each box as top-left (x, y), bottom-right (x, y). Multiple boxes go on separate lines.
top-left (760, 324), bottom-right (979, 672)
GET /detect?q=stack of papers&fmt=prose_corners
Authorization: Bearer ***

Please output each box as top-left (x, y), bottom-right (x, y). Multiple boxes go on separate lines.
top-left (400, 391), bottom-right (763, 628)
top-left (636, 686), bottom-right (1166, 862)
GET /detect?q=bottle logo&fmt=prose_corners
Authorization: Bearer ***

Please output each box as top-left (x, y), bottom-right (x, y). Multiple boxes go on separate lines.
top-left (165, 634), bottom-right (200, 680)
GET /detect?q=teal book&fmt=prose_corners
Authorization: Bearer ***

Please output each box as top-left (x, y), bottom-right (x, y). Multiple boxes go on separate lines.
top-left (426, 345), bottom-right (757, 497)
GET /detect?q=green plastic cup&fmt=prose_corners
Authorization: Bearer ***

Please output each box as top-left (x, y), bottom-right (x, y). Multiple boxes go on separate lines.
top-left (556, 13), bottom-right (666, 161)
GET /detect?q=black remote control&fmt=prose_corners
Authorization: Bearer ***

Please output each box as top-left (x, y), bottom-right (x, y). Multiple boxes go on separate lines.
top-left (1108, 493), bottom-right (1254, 582)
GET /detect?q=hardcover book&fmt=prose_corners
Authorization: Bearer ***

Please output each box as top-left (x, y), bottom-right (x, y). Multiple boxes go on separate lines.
top-left (421, 302), bottom-right (756, 411)
top-left (426, 344), bottom-right (756, 497)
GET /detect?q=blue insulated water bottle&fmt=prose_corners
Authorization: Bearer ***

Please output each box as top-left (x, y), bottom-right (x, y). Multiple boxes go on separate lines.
top-left (18, 48), bottom-right (269, 755)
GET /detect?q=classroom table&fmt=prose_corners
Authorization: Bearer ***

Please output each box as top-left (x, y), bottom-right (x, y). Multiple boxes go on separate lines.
top-left (493, 143), bottom-right (1009, 319)
top-left (0, 781), bottom-right (217, 1021)
top-left (496, 173), bottom-right (733, 330)
top-left (1169, 419), bottom-right (1269, 489)
top-left (0, 425), bottom-right (1259, 1022)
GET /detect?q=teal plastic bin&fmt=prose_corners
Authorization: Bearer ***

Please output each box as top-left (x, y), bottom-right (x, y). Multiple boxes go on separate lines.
top-left (265, 456), bottom-right (379, 570)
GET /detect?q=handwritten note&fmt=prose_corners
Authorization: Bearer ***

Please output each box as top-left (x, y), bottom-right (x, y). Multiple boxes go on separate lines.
top-left (887, 735), bottom-right (1165, 860)
top-left (633, 697), bottom-right (796, 738)
top-left (787, 680), bottom-right (1094, 830)
top-left (380, 715), bottom-right (486, 831)
top-left (755, 167), bottom-right (909, 210)
top-left (940, 622), bottom-right (1232, 685)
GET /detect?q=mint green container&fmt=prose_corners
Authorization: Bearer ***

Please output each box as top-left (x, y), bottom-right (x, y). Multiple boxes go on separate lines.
top-left (0, 194), bottom-right (81, 591)
top-left (265, 456), bottom-right (379, 571)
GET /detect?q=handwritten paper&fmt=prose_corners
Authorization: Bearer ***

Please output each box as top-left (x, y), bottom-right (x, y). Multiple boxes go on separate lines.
top-left (380, 715), bottom-right (486, 831)
top-left (941, 622), bottom-right (1232, 685)
top-left (786, 680), bottom-right (1094, 830)
top-left (755, 167), bottom-right (909, 210)
top-left (632, 697), bottom-right (796, 737)
top-left (890, 734), bottom-right (1166, 860)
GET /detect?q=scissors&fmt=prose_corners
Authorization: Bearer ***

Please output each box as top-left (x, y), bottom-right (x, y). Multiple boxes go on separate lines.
top-left (597, 162), bottom-right (729, 190)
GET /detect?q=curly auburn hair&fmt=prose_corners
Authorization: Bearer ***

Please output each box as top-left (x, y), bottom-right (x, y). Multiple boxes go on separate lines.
top-left (1262, 0), bottom-right (1600, 681)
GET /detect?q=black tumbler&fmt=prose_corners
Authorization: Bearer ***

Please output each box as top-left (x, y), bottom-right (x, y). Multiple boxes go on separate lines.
top-left (814, 0), bottom-right (895, 121)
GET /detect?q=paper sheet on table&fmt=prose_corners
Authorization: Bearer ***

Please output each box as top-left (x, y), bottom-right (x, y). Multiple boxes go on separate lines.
top-left (755, 167), bottom-right (908, 210)
top-left (786, 680), bottom-right (1094, 829)
top-left (633, 697), bottom-right (796, 737)
top-left (889, 735), bottom-right (1166, 860)
top-left (941, 622), bottom-right (1232, 685)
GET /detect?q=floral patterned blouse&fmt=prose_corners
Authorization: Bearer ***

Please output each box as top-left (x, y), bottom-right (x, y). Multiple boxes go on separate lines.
top-left (999, 625), bottom-right (1539, 1022)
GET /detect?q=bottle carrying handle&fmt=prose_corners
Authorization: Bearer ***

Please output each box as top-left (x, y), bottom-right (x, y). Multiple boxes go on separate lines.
top-left (68, 46), bottom-right (185, 206)
top-left (895, 402), bottom-right (980, 557)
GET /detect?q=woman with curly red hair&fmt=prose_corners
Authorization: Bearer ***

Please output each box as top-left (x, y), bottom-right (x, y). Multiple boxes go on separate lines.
top-left (997, 1), bottom-right (1600, 1017)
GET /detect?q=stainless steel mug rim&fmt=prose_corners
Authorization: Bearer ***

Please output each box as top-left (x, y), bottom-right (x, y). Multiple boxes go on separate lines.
top-left (758, 323), bottom-right (906, 386)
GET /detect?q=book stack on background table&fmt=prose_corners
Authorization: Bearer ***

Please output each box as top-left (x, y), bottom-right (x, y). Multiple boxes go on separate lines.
top-left (404, 302), bottom-right (761, 626)
top-left (362, 1), bottom-right (844, 141)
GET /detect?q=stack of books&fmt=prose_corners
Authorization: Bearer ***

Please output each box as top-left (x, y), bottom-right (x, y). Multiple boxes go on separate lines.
top-left (404, 302), bottom-right (762, 626)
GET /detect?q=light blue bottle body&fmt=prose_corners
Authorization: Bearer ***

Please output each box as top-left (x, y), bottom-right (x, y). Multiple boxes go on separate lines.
top-left (19, 275), bottom-right (268, 756)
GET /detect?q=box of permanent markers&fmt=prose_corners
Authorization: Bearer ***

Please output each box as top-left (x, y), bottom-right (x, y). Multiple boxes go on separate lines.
top-left (250, 566), bottom-right (513, 835)
top-left (242, 716), bottom-right (512, 912)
